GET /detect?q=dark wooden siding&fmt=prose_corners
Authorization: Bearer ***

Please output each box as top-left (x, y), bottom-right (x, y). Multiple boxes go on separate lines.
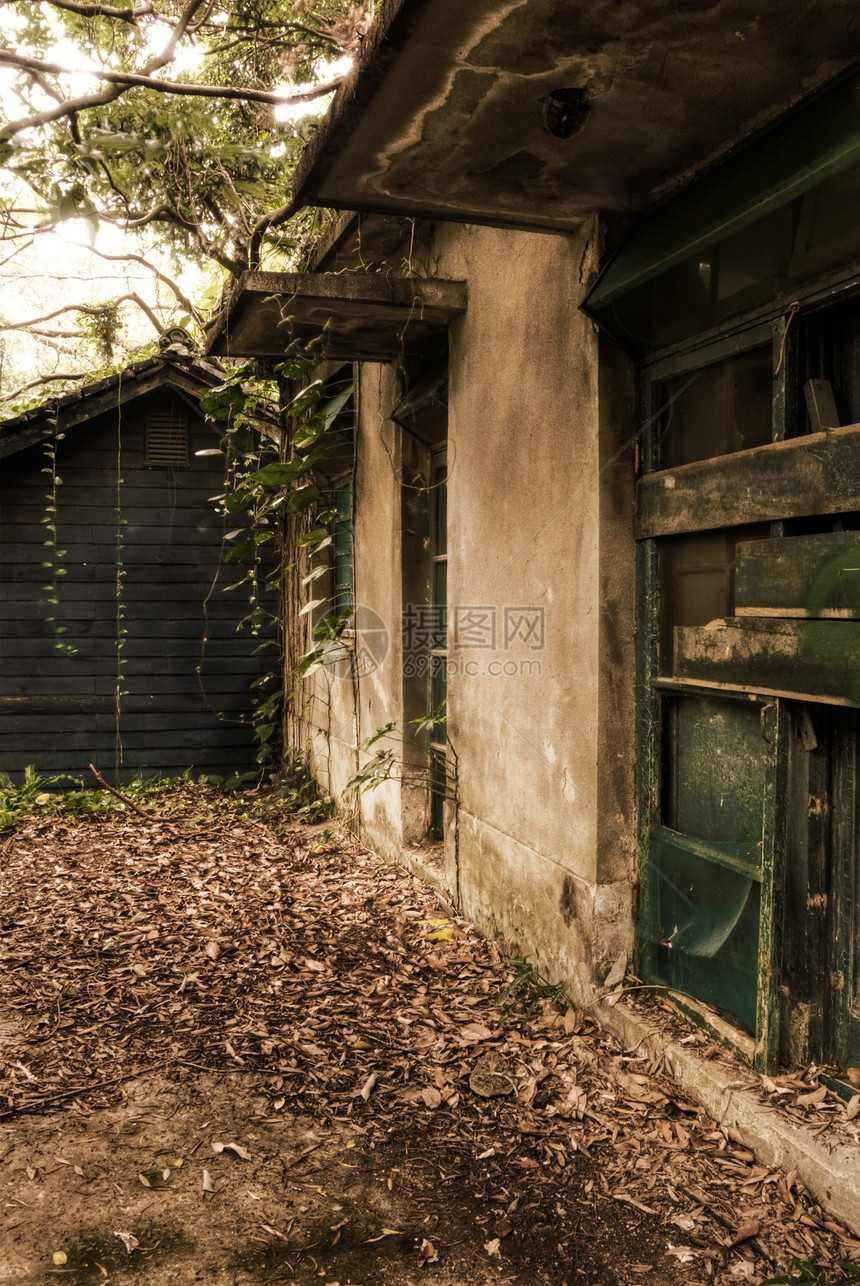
top-left (0, 389), bottom-right (276, 782)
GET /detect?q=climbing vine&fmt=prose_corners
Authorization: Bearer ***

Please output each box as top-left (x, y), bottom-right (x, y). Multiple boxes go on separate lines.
top-left (40, 424), bottom-right (77, 657)
top-left (113, 387), bottom-right (127, 770)
top-left (199, 356), bottom-right (364, 772)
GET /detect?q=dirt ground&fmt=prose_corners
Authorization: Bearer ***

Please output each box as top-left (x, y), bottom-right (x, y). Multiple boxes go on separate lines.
top-left (1, 788), bottom-right (859, 1286)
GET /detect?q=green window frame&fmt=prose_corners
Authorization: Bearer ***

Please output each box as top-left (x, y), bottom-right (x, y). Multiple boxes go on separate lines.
top-left (428, 445), bottom-right (447, 839)
top-left (331, 475), bottom-right (354, 619)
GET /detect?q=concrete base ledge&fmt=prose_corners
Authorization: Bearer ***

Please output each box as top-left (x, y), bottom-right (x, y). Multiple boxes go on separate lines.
top-left (596, 996), bottom-right (860, 1237)
top-left (388, 838), bottom-right (860, 1237)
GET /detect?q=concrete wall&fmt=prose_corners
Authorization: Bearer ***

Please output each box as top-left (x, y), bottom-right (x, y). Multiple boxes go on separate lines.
top-left (301, 219), bottom-right (638, 1004)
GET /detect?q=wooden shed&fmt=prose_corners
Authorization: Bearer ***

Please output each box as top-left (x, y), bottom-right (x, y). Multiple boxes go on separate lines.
top-left (0, 353), bottom-right (275, 784)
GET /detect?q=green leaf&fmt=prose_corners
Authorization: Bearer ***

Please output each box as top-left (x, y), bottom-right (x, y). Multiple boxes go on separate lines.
top-left (248, 459), bottom-right (309, 487)
top-left (200, 383), bottom-right (247, 422)
top-left (285, 483), bottom-right (320, 514)
top-left (224, 488), bottom-right (252, 513)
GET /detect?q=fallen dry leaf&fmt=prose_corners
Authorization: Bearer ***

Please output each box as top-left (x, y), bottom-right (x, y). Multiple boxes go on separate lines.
top-left (211, 1141), bottom-right (251, 1160)
top-left (417, 1238), bottom-right (439, 1266)
top-left (114, 1231), bottom-right (139, 1255)
top-left (359, 1071), bottom-right (377, 1101)
top-left (484, 1237), bottom-right (501, 1258)
top-left (728, 1218), bottom-right (761, 1248)
top-left (202, 1169), bottom-right (215, 1192)
top-left (2, 792), bottom-right (856, 1286)
top-left (459, 1022), bottom-right (492, 1043)
top-left (796, 1085), bottom-right (827, 1108)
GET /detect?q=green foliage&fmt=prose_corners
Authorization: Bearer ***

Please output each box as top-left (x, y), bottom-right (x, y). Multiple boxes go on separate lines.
top-left (0, 0), bottom-right (371, 278)
top-left (759, 1263), bottom-right (860, 1286)
top-left (344, 722), bottom-right (398, 795)
top-left (0, 765), bottom-right (331, 833)
top-left (0, 766), bottom-right (62, 829)
top-left (0, 766), bottom-right (170, 830)
top-left (344, 745), bottom-right (398, 795)
top-left (76, 301), bottom-right (123, 365)
top-left (496, 956), bottom-right (568, 1023)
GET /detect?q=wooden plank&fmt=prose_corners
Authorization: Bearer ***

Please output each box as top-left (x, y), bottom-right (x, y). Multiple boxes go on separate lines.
top-left (5, 730), bottom-right (175, 754)
top-left (118, 674), bottom-right (260, 695)
top-left (9, 523), bottom-right (230, 547)
top-left (636, 422), bottom-right (860, 538)
top-left (736, 531), bottom-right (860, 618)
top-left (0, 653), bottom-right (268, 676)
top-left (0, 619), bottom-right (266, 643)
top-left (6, 506), bottom-right (228, 529)
top-left (2, 488), bottom-right (226, 513)
top-left (0, 712), bottom-right (254, 736)
top-left (0, 690), bottom-right (255, 715)
top-left (0, 695), bottom-right (114, 714)
top-left (0, 542), bottom-right (230, 564)
top-left (0, 677), bottom-right (100, 697)
top-left (673, 618), bottom-right (860, 706)
top-left (0, 635), bottom-right (269, 657)
top-left (0, 747), bottom-right (255, 774)
top-left (0, 714), bottom-right (101, 734)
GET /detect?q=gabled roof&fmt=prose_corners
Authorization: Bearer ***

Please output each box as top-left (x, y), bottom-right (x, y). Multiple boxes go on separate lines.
top-left (0, 353), bottom-right (226, 461)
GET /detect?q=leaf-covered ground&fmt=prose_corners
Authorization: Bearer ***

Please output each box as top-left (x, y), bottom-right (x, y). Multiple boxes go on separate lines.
top-left (1, 788), bottom-right (859, 1285)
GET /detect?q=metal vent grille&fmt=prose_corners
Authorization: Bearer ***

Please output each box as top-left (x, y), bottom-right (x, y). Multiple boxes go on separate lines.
top-left (145, 414), bottom-right (189, 468)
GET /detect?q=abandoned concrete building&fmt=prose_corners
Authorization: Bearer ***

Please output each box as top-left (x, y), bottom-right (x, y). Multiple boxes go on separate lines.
top-left (208, 0), bottom-right (860, 1214)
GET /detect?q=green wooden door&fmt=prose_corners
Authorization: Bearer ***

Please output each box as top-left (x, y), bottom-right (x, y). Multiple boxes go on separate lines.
top-left (642, 694), bottom-right (780, 1040)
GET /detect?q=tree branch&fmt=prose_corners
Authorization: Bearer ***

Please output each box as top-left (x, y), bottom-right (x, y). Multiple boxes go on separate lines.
top-left (8, 0), bottom-right (156, 20)
top-left (0, 371), bottom-right (92, 403)
top-left (12, 327), bottom-right (83, 338)
top-left (248, 198), bottom-right (302, 271)
top-left (81, 244), bottom-right (202, 324)
top-left (0, 49), bottom-right (342, 138)
top-left (0, 294), bottom-right (164, 335)
top-left (0, 302), bottom-right (116, 332)
top-left (1, 82), bottom-right (127, 140)
top-left (122, 291), bottom-right (164, 333)
top-left (148, 0), bottom-right (207, 75)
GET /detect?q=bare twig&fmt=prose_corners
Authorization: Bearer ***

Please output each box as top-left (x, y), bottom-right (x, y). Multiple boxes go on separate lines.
top-left (88, 764), bottom-right (151, 818)
top-left (0, 1065), bottom-right (160, 1119)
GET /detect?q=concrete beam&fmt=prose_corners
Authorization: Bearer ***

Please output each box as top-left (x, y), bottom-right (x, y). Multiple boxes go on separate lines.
top-left (207, 271), bottom-right (467, 361)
